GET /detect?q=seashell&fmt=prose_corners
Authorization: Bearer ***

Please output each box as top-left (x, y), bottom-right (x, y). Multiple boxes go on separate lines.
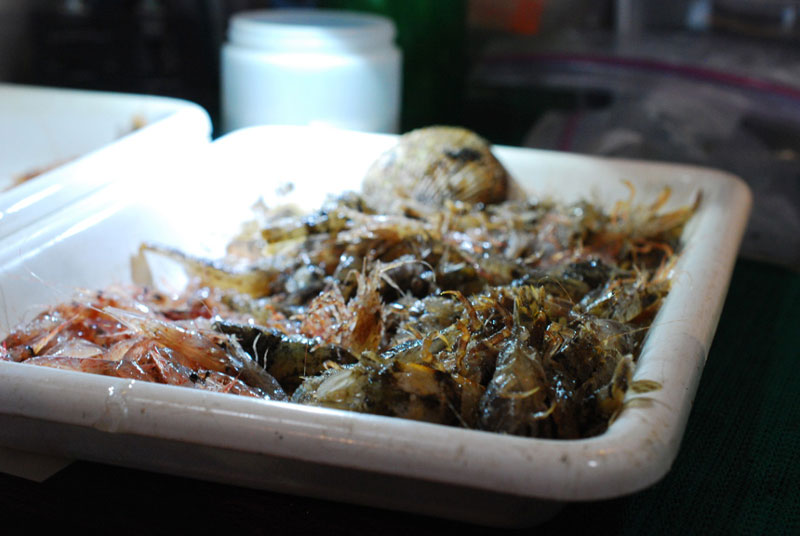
top-left (362, 126), bottom-right (509, 211)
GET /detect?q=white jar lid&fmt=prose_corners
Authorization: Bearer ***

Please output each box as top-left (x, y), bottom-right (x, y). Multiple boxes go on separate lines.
top-left (228, 9), bottom-right (397, 53)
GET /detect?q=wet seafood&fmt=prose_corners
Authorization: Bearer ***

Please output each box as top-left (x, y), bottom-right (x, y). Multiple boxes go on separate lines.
top-left (1, 288), bottom-right (286, 400)
top-left (1, 126), bottom-right (697, 439)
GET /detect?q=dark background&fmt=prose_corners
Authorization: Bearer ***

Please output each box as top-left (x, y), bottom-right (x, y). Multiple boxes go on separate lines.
top-left (3, 1), bottom-right (799, 268)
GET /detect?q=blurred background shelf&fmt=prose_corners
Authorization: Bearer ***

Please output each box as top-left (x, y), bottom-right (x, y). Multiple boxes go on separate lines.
top-left (2, 0), bottom-right (796, 267)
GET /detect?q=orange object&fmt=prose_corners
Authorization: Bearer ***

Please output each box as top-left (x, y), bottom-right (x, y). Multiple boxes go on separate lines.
top-left (469, 0), bottom-right (544, 34)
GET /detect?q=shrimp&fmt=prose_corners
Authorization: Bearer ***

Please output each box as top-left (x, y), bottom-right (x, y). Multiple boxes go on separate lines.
top-left (139, 243), bottom-right (286, 298)
top-left (1, 290), bottom-right (140, 362)
top-left (300, 262), bottom-right (385, 356)
top-left (23, 355), bottom-right (157, 381)
top-left (103, 307), bottom-right (287, 400)
top-left (26, 339), bottom-right (267, 398)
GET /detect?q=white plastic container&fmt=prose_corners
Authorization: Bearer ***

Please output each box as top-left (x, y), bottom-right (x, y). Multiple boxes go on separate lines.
top-left (221, 9), bottom-right (401, 133)
top-left (0, 83), bottom-right (211, 241)
top-left (0, 126), bottom-right (751, 526)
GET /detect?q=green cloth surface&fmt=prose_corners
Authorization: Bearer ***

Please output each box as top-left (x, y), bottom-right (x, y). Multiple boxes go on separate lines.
top-left (534, 258), bottom-right (800, 534)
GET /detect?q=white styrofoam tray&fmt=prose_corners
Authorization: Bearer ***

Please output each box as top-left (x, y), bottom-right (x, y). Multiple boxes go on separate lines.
top-left (0, 83), bottom-right (211, 240)
top-left (0, 126), bottom-right (751, 526)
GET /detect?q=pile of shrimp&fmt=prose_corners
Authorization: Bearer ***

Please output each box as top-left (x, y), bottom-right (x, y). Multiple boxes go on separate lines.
top-left (0, 127), bottom-right (698, 439)
top-left (0, 287), bottom-right (286, 399)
